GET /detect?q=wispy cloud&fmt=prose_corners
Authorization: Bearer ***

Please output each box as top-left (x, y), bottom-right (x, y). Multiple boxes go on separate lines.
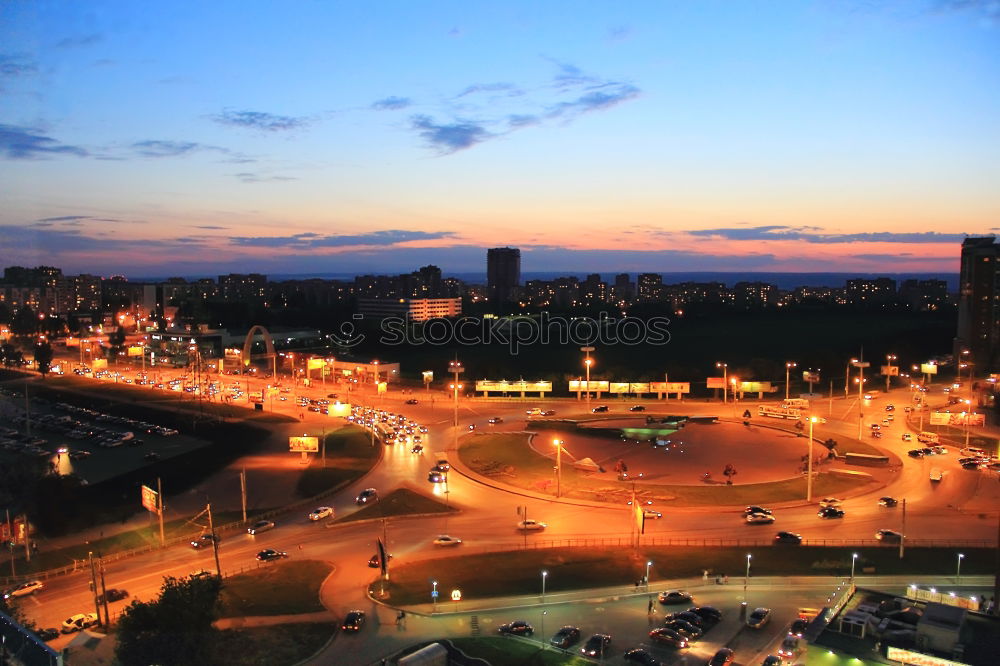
top-left (212, 109), bottom-right (311, 132)
top-left (686, 226), bottom-right (974, 244)
top-left (229, 229), bottom-right (455, 249)
top-left (545, 84), bottom-right (641, 121)
top-left (0, 124), bottom-right (88, 159)
top-left (371, 96), bottom-right (412, 111)
top-left (456, 83), bottom-right (521, 98)
top-left (0, 54), bottom-right (37, 77)
top-left (409, 115), bottom-right (492, 154)
top-left (192, 225), bottom-right (230, 230)
top-left (56, 34), bottom-right (102, 49)
top-left (130, 140), bottom-right (227, 158)
top-left (233, 172), bottom-right (297, 183)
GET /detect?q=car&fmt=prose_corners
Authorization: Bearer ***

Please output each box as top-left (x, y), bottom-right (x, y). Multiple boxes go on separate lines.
top-left (647, 627), bottom-right (688, 648)
top-left (549, 625), bottom-right (581, 648)
top-left (885, 404), bottom-right (895, 411)
top-left (643, 509), bottom-right (663, 519)
top-left (96, 588), bottom-right (129, 603)
top-left (688, 605), bottom-right (723, 623)
top-left (247, 520), bottom-right (275, 535)
top-left (356, 488), bottom-right (378, 504)
top-left (541, 409), bottom-right (556, 416)
top-left (664, 611), bottom-right (703, 628)
top-left (658, 590), bottom-right (692, 605)
top-left (745, 505), bottom-right (773, 515)
top-left (190, 569), bottom-right (215, 580)
top-left (488, 416), bottom-right (504, 424)
top-left (61, 613), bottom-right (98, 633)
top-left (341, 610), bottom-right (366, 632)
top-left (410, 443), bottom-right (424, 454)
top-left (592, 405), bottom-right (609, 413)
top-left (517, 519), bottom-right (547, 531)
top-left (882, 418), bottom-right (892, 425)
top-left (870, 423), bottom-right (881, 430)
top-left (4, 580), bottom-right (43, 599)
top-left (930, 468), bottom-right (944, 482)
top-left (663, 619), bottom-right (702, 639)
top-left (624, 647), bottom-right (662, 664)
top-left (580, 633), bottom-right (611, 657)
top-left (777, 633), bottom-right (801, 658)
top-left (902, 433), bottom-right (913, 441)
top-left (309, 506), bottom-right (334, 521)
top-left (819, 497), bottom-right (842, 507)
top-left (885, 414), bottom-right (894, 421)
top-left (789, 618), bottom-right (809, 636)
top-left (708, 648), bottom-right (736, 666)
top-left (878, 496), bottom-right (898, 507)
top-left (746, 512), bottom-right (775, 525)
top-left (405, 399), bottom-right (418, 405)
top-left (498, 620), bottom-right (534, 636)
top-left (931, 446), bottom-right (947, 455)
top-left (875, 528), bottom-right (902, 543)
top-left (432, 535), bottom-right (462, 547)
top-left (256, 548), bottom-right (288, 562)
top-left (629, 405), bottom-right (646, 412)
top-left (35, 627), bottom-right (60, 642)
top-left (747, 607), bottom-right (772, 629)
top-left (435, 460), bottom-right (451, 472)
top-left (774, 531), bottom-right (802, 545)
top-left (818, 506), bottom-right (845, 519)
top-left (762, 656), bottom-right (784, 666)
top-left (368, 552), bottom-right (393, 568)
top-left (428, 470), bottom-right (445, 483)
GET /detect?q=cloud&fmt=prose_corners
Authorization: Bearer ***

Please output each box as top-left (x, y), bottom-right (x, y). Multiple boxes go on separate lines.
top-left (456, 83), bottom-right (520, 98)
top-left (371, 96), bottom-right (412, 111)
top-left (212, 109), bottom-right (310, 132)
top-left (56, 34), bottom-right (102, 49)
top-left (686, 226), bottom-right (974, 244)
top-left (545, 84), bottom-right (641, 120)
top-left (608, 25), bottom-right (633, 41)
top-left (130, 140), bottom-right (230, 158)
top-left (192, 225), bottom-right (230, 230)
top-left (233, 172), bottom-right (297, 183)
top-left (0, 124), bottom-right (88, 159)
top-left (409, 115), bottom-right (492, 154)
top-left (229, 229), bottom-right (455, 249)
top-left (0, 54), bottom-right (37, 77)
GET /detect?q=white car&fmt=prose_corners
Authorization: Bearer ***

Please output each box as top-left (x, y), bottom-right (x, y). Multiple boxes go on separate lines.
top-left (517, 519), bottom-right (547, 531)
top-left (433, 535), bottom-right (463, 547)
top-left (745, 512), bottom-right (775, 525)
top-left (819, 497), bottom-right (843, 507)
top-left (61, 613), bottom-right (98, 633)
top-left (902, 433), bottom-right (912, 441)
top-left (643, 509), bottom-right (663, 519)
top-left (4, 580), bottom-right (43, 599)
top-left (308, 507), bottom-right (334, 521)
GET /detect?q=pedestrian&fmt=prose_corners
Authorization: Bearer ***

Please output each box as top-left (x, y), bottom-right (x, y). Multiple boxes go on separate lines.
top-left (724, 574), bottom-right (729, 584)
top-left (715, 575), bottom-right (721, 585)
top-left (634, 580), bottom-right (640, 590)
top-left (647, 598), bottom-right (654, 614)
top-left (702, 569), bottom-right (709, 582)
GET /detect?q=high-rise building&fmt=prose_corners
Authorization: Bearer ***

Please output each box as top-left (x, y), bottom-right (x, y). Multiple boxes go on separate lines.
top-left (612, 273), bottom-right (633, 304)
top-left (487, 247), bottom-right (520, 306)
top-left (218, 273), bottom-right (267, 303)
top-left (956, 237), bottom-right (1000, 370)
top-left (899, 279), bottom-right (949, 312)
top-left (845, 278), bottom-right (897, 308)
top-left (637, 273), bottom-right (663, 301)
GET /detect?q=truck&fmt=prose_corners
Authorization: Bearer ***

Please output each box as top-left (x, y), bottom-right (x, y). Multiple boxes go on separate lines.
top-left (917, 431), bottom-right (940, 444)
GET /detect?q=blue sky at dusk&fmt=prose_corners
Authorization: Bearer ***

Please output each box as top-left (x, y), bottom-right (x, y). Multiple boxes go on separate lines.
top-left (1, 1), bottom-right (998, 277)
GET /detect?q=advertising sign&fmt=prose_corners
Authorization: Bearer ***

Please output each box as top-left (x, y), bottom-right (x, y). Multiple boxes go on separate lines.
top-left (802, 371), bottom-right (820, 383)
top-left (288, 436), bottom-right (320, 453)
top-left (327, 402), bottom-right (351, 417)
top-left (881, 365), bottom-right (899, 376)
top-left (706, 377), bottom-right (727, 389)
top-left (377, 381), bottom-right (387, 394)
top-left (629, 383), bottom-right (650, 393)
top-left (92, 358), bottom-right (108, 370)
top-left (650, 382), bottom-right (691, 393)
top-left (476, 380), bottom-right (553, 392)
top-left (739, 381), bottom-right (773, 393)
top-left (141, 485), bottom-right (159, 513)
top-left (609, 382), bottom-right (629, 394)
top-left (422, 371), bottom-right (434, 384)
top-left (127, 345), bottom-right (144, 357)
top-left (921, 363), bottom-right (938, 375)
top-left (930, 412), bottom-right (985, 427)
top-left (307, 358), bottom-right (325, 370)
top-left (568, 380), bottom-right (610, 391)
top-left (886, 646), bottom-right (968, 666)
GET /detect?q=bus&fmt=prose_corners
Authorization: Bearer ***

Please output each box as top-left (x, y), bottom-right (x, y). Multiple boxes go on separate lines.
top-left (782, 399), bottom-right (810, 410)
top-left (375, 422), bottom-right (396, 443)
top-left (758, 405), bottom-right (802, 419)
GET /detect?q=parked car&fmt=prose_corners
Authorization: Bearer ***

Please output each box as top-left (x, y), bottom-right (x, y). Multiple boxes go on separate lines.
top-left (4, 580), bottom-right (43, 599)
top-left (96, 588), bottom-right (129, 603)
top-left (708, 648), bottom-right (736, 666)
top-left (902, 433), bottom-right (912, 441)
top-left (663, 619), bottom-right (702, 639)
top-left (687, 605), bottom-right (723, 623)
top-left (774, 531), bottom-right (802, 545)
top-left (404, 399), bottom-right (418, 405)
top-left (247, 520), bottom-right (275, 535)
top-left (549, 625), bottom-right (581, 648)
top-left (878, 496), bottom-right (898, 507)
top-left (61, 613), bottom-right (98, 633)
top-left (256, 549), bottom-right (288, 562)
top-left (876, 529), bottom-right (902, 542)
top-left (356, 488), bottom-right (378, 504)
top-left (498, 620), bottom-right (533, 636)
top-left (35, 627), bottom-right (59, 642)
top-left (648, 627), bottom-right (688, 648)
top-left (580, 633), bottom-right (612, 657)
top-left (516, 519), bottom-right (547, 531)
top-left (308, 506), bottom-right (334, 521)
top-left (747, 607), bottom-right (772, 629)
top-left (658, 590), bottom-right (692, 605)
top-left (341, 610), bottom-right (366, 632)
top-left (432, 535), bottom-right (463, 547)
top-left (624, 647), bottom-right (662, 664)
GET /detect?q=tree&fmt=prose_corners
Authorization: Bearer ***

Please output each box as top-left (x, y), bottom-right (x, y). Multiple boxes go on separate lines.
top-left (34, 340), bottom-right (53, 378)
top-left (108, 327), bottom-right (127, 360)
top-left (10, 306), bottom-right (38, 338)
top-left (115, 575), bottom-right (222, 666)
top-left (0, 342), bottom-right (24, 368)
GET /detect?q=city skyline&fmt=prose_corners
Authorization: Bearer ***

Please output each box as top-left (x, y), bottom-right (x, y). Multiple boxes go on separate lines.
top-left (2, 1), bottom-right (999, 276)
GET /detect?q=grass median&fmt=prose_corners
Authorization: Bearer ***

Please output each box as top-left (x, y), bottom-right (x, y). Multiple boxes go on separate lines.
top-left (295, 425), bottom-right (381, 498)
top-left (449, 637), bottom-right (592, 665)
top-left (383, 546), bottom-right (997, 606)
top-left (219, 559), bottom-right (332, 617)
top-left (459, 433), bottom-right (872, 506)
top-left (334, 488), bottom-right (457, 524)
top-left (214, 622), bottom-right (336, 665)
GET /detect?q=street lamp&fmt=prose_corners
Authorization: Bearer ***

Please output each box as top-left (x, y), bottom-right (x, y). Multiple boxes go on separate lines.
top-left (785, 362), bottom-right (797, 400)
top-left (541, 570), bottom-right (548, 603)
top-left (717, 362), bottom-right (728, 403)
top-left (956, 553), bottom-right (964, 584)
top-left (845, 358), bottom-right (858, 398)
top-left (744, 554), bottom-right (752, 604)
top-left (885, 354), bottom-right (897, 393)
top-left (449, 360), bottom-right (464, 427)
top-left (645, 560), bottom-right (652, 593)
top-left (962, 400), bottom-right (972, 450)
top-left (432, 580), bottom-right (438, 611)
top-left (553, 439), bottom-right (563, 498)
top-left (851, 553), bottom-right (858, 580)
top-left (581, 346), bottom-right (595, 411)
top-left (806, 416), bottom-right (818, 502)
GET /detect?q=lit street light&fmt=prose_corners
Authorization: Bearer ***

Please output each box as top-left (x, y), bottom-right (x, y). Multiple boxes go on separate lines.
top-left (581, 346), bottom-right (595, 411)
top-left (785, 361), bottom-right (797, 400)
top-left (885, 354), bottom-right (897, 392)
top-left (717, 362), bottom-right (728, 403)
top-left (449, 359), bottom-right (464, 427)
top-left (645, 560), bottom-right (652, 593)
top-left (957, 553), bottom-right (964, 584)
top-left (845, 357), bottom-right (858, 398)
top-left (541, 570), bottom-right (548, 603)
top-left (851, 553), bottom-right (858, 580)
top-left (744, 554), bottom-right (752, 605)
top-left (553, 439), bottom-right (563, 498)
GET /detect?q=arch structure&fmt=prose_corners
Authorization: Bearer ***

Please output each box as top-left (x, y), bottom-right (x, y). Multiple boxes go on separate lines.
top-left (242, 325), bottom-right (276, 367)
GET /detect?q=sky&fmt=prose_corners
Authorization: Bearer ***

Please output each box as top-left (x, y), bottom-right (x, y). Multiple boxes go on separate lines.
top-left (1, 0), bottom-right (999, 278)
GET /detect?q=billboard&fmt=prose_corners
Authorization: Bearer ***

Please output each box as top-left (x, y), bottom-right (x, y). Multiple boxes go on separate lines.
top-left (289, 436), bottom-right (319, 453)
top-left (127, 345), bottom-right (144, 357)
top-left (422, 371), bottom-right (434, 384)
top-left (377, 381), bottom-right (387, 394)
top-left (929, 412), bottom-right (985, 427)
top-left (706, 377), bottom-right (727, 389)
top-left (650, 382), bottom-right (691, 393)
top-left (739, 381), bottom-right (774, 393)
top-left (920, 363), bottom-right (938, 375)
top-left (881, 365), bottom-right (899, 376)
top-left (141, 485), bottom-right (159, 513)
top-left (802, 371), bottom-right (820, 383)
top-left (609, 382), bottom-right (629, 394)
top-left (568, 380), bottom-right (609, 391)
top-left (477, 380), bottom-right (553, 392)
top-left (92, 358), bottom-right (108, 370)
top-left (629, 383), bottom-right (650, 393)
top-left (327, 402), bottom-right (351, 417)
top-left (307, 358), bottom-right (325, 370)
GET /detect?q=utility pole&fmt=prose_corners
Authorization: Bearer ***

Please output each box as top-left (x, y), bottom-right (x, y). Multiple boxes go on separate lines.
top-left (6, 509), bottom-right (14, 578)
top-left (24, 381), bottom-right (30, 438)
top-left (207, 502), bottom-right (222, 577)
top-left (23, 514), bottom-right (30, 563)
top-left (88, 552), bottom-right (102, 627)
top-left (899, 499), bottom-right (906, 559)
top-left (157, 477), bottom-right (165, 547)
top-left (240, 467), bottom-right (247, 523)
top-left (98, 557), bottom-right (110, 627)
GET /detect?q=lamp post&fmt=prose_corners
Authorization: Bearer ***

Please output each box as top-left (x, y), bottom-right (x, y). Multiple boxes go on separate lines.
top-left (645, 560), bottom-right (652, 593)
top-left (806, 416), bottom-right (817, 502)
top-left (553, 439), bottom-right (562, 498)
top-left (744, 554), bottom-right (752, 604)
top-left (956, 553), bottom-right (964, 583)
top-left (885, 354), bottom-right (897, 393)
top-left (432, 580), bottom-right (438, 612)
top-left (845, 358), bottom-right (857, 398)
top-left (854, 359), bottom-right (869, 439)
top-left (581, 346), bottom-right (595, 411)
top-left (541, 570), bottom-right (548, 603)
top-left (717, 362), bottom-right (728, 403)
top-left (449, 360), bottom-right (464, 427)
top-left (785, 361), bottom-right (797, 400)
top-left (963, 400), bottom-right (972, 450)
top-left (851, 552), bottom-right (858, 580)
